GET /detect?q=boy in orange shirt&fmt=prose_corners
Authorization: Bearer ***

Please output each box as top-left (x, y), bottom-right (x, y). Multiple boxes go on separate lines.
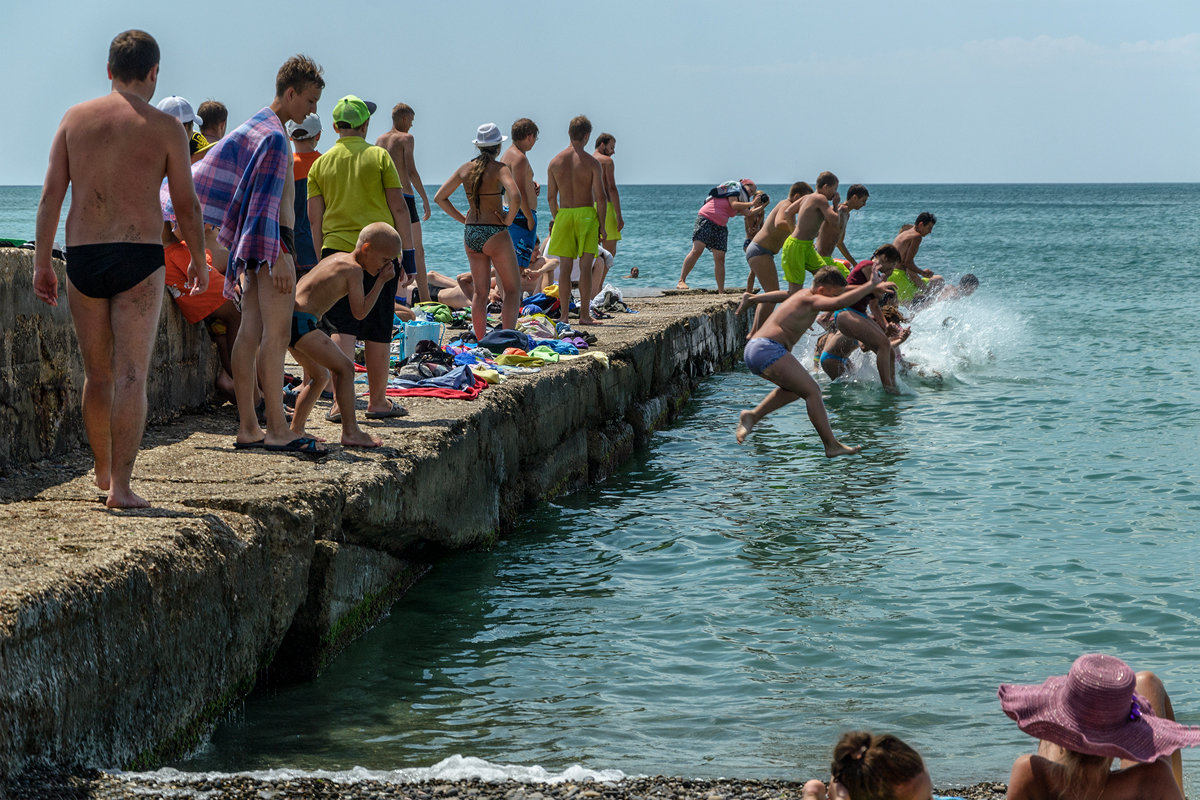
top-left (161, 221), bottom-right (241, 400)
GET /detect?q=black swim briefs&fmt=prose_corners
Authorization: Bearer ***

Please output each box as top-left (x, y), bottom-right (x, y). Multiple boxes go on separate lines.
top-left (404, 194), bottom-right (420, 224)
top-left (65, 242), bottom-right (165, 299)
top-left (319, 247), bottom-right (399, 344)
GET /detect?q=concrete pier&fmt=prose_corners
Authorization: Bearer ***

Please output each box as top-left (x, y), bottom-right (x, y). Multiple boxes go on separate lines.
top-left (0, 247), bottom-right (750, 779)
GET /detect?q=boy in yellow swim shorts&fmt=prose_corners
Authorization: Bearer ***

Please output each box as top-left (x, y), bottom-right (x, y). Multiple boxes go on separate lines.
top-left (781, 236), bottom-right (826, 286)
top-left (548, 205), bottom-right (600, 258)
top-left (780, 171), bottom-right (842, 290)
top-left (546, 114), bottom-right (607, 325)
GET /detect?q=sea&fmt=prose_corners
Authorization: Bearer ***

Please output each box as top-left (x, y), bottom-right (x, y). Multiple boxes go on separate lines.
top-left (3, 183), bottom-right (1199, 792)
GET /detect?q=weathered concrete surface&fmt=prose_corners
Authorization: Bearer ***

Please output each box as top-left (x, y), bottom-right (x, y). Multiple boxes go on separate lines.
top-left (0, 248), bottom-right (219, 472)
top-left (0, 290), bottom-right (748, 781)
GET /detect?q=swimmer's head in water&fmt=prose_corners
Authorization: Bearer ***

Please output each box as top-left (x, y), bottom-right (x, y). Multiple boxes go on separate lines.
top-left (960, 274), bottom-right (979, 294)
top-left (629, 266), bottom-right (639, 278)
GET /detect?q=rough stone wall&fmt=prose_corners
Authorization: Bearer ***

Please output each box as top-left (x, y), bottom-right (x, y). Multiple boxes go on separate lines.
top-left (0, 248), bottom-right (218, 472)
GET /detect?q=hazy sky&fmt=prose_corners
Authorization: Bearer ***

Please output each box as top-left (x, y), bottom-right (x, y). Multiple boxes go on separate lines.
top-left (3, 0), bottom-right (1197, 186)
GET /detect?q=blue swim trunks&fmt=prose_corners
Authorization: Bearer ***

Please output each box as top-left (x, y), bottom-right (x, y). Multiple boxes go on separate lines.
top-left (509, 209), bottom-right (538, 267)
top-left (743, 337), bottom-right (790, 376)
top-left (289, 311), bottom-right (320, 347)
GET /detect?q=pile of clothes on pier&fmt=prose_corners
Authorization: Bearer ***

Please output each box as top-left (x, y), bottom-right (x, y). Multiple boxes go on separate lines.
top-left (383, 309), bottom-right (611, 401)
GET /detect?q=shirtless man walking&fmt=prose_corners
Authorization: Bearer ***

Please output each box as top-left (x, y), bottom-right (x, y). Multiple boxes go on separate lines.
top-left (593, 132), bottom-right (623, 264)
top-left (546, 115), bottom-right (606, 326)
top-left (499, 118), bottom-right (539, 269)
top-left (744, 181), bottom-right (811, 336)
top-left (779, 171), bottom-right (841, 292)
top-left (33, 29), bottom-right (208, 508)
top-left (816, 183), bottom-right (869, 270)
top-left (376, 103), bottom-right (429, 302)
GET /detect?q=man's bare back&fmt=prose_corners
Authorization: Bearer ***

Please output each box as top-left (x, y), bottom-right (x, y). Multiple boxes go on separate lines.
top-left (548, 146), bottom-right (602, 210)
top-left (33, 30), bottom-right (207, 508)
top-left (893, 227), bottom-right (922, 269)
top-left (816, 204), bottom-right (850, 257)
top-left (791, 193), bottom-right (834, 241)
top-left (60, 94), bottom-right (194, 246)
top-left (755, 199), bottom-right (800, 251)
top-left (500, 146), bottom-right (537, 217)
top-left (376, 128), bottom-right (416, 194)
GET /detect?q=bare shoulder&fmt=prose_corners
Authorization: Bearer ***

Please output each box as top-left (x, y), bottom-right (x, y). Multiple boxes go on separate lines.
top-left (1005, 754), bottom-right (1043, 800)
top-left (329, 253), bottom-right (361, 279)
top-left (500, 147), bottom-right (528, 167)
top-left (1108, 760), bottom-right (1182, 800)
top-left (377, 130), bottom-right (405, 152)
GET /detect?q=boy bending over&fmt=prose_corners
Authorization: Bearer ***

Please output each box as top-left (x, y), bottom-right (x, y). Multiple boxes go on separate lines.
top-left (287, 222), bottom-right (401, 449)
top-left (735, 265), bottom-right (884, 456)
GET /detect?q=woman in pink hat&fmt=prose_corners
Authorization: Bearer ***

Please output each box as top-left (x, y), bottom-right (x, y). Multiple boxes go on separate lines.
top-left (999, 653), bottom-right (1199, 800)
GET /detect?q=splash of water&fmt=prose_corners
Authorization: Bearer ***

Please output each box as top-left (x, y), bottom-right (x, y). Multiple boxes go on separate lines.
top-left (798, 292), bottom-right (1025, 391)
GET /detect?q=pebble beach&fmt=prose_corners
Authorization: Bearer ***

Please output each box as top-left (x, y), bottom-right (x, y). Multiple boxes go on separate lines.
top-left (7, 771), bottom-right (1009, 800)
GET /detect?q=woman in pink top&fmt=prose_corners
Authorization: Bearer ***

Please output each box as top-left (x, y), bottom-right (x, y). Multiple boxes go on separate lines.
top-left (677, 179), bottom-right (766, 293)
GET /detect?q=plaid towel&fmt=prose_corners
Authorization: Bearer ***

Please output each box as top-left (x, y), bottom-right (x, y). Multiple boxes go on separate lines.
top-left (162, 107), bottom-right (288, 299)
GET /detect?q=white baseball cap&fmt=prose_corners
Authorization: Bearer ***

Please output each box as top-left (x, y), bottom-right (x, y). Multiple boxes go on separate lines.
top-left (156, 96), bottom-right (202, 126)
top-left (287, 113), bottom-right (322, 140)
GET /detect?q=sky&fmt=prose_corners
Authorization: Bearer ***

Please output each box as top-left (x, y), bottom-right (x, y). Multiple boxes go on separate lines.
top-left (3, 0), bottom-right (1198, 186)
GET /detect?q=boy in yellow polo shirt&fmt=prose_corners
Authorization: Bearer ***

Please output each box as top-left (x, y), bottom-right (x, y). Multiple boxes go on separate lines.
top-left (306, 95), bottom-right (414, 419)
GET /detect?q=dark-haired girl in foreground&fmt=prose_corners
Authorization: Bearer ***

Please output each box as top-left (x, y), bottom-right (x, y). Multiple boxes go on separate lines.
top-left (803, 731), bottom-right (935, 800)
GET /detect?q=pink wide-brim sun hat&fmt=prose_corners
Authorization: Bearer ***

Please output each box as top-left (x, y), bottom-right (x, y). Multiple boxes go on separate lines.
top-left (999, 653), bottom-right (1200, 763)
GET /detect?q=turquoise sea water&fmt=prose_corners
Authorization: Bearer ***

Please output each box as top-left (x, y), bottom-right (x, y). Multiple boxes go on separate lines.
top-left (3, 184), bottom-right (1199, 790)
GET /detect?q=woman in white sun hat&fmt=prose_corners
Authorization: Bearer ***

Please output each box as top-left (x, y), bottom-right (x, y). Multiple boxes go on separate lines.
top-left (434, 122), bottom-right (522, 340)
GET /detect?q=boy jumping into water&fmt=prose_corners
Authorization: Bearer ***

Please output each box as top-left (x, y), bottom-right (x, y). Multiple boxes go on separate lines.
top-left (286, 222), bottom-right (401, 449)
top-left (734, 265), bottom-right (884, 455)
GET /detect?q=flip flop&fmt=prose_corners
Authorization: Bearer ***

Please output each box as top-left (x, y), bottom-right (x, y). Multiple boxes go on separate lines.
top-left (325, 409), bottom-right (342, 424)
top-left (365, 402), bottom-right (409, 420)
top-left (233, 439), bottom-right (266, 450)
top-left (263, 437), bottom-right (327, 455)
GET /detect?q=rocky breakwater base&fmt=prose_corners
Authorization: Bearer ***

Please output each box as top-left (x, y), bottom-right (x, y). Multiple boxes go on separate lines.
top-left (0, 250), bottom-right (751, 787)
